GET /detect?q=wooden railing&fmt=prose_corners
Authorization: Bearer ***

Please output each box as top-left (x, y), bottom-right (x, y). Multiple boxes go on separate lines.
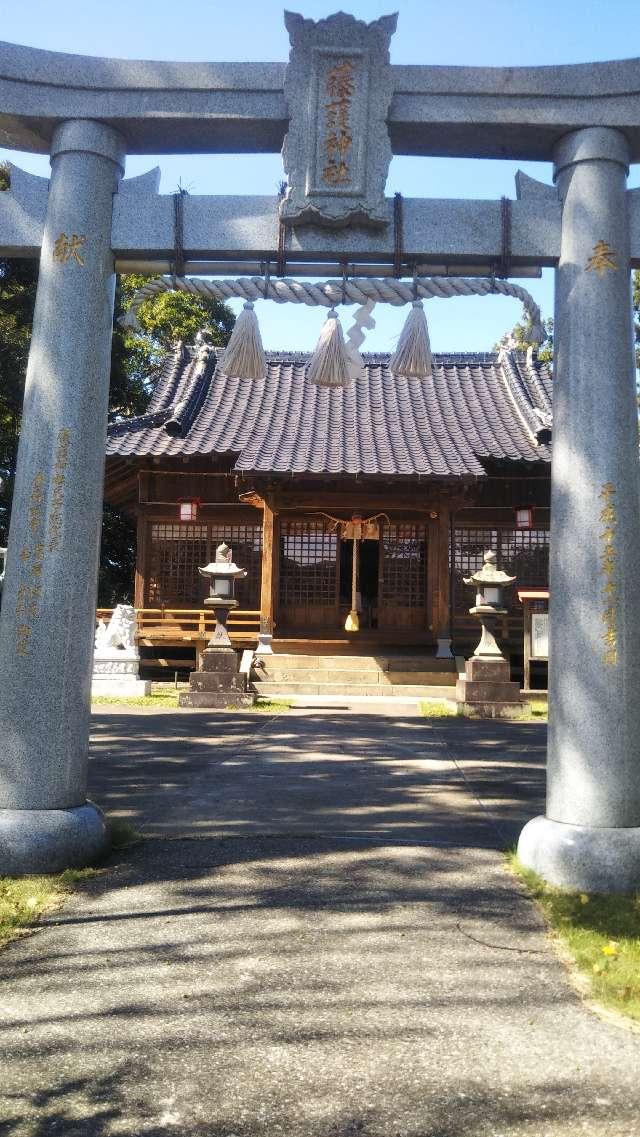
top-left (96, 607), bottom-right (261, 668)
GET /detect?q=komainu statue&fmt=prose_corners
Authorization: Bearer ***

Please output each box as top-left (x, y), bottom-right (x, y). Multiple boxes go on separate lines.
top-left (94, 603), bottom-right (138, 657)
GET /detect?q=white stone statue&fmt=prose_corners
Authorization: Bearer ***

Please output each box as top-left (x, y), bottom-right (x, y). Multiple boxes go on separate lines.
top-left (94, 603), bottom-right (138, 658)
top-left (92, 604), bottom-right (150, 696)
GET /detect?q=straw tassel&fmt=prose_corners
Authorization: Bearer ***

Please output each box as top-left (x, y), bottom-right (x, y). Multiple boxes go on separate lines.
top-left (218, 301), bottom-right (266, 381)
top-left (306, 308), bottom-right (355, 388)
top-left (344, 535), bottom-right (360, 632)
top-left (389, 299), bottom-right (433, 379)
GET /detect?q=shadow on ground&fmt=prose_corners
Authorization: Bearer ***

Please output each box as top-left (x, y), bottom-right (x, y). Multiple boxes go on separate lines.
top-left (5, 713), bottom-right (633, 1136)
top-left (88, 711), bottom-right (547, 847)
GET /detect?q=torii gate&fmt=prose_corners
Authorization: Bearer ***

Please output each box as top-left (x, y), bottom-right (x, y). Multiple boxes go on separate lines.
top-left (0, 12), bottom-right (639, 891)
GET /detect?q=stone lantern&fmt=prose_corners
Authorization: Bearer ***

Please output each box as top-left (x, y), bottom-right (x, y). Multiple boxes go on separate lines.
top-left (199, 542), bottom-right (247, 649)
top-left (466, 549), bottom-right (515, 659)
top-left (456, 549), bottom-right (523, 717)
top-left (179, 542), bottom-right (253, 708)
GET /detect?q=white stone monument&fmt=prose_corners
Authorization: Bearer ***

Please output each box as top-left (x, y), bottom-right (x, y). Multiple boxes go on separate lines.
top-left (92, 604), bottom-right (150, 696)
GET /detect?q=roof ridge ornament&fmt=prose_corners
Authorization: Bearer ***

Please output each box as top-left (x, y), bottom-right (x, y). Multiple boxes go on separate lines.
top-left (281, 9), bottom-right (398, 229)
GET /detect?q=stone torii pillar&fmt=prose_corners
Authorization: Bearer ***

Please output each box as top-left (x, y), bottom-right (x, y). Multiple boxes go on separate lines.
top-left (518, 127), bottom-right (640, 891)
top-left (0, 120), bottom-right (125, 872)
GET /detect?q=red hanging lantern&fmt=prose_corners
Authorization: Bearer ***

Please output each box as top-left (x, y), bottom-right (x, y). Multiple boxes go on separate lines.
top-left (515, 507), bottom-right (534, 530)
top-left (178, 497), bottom-right (200, 522)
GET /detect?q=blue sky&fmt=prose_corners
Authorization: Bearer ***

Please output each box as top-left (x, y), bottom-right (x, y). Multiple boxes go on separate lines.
top-left (1, 0), bottom-right (639, 353)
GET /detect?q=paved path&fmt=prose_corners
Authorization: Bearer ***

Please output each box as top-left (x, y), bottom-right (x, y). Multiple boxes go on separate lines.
top-left (1, 710), bottom-right (639, 1136)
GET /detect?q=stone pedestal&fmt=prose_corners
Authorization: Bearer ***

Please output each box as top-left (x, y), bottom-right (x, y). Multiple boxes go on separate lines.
top-left (456, 656), bottom-right (523, 718)
top-left (0, 120), bottom-right (125, 873)
top-left (436, 635), bottom-right (453, 660)
top-left (91, 653), bottom-right (151, 697)
top-left (179, 649), bottom-right (254, 709)
top-left (518, 127), bottom-right (640, 892)
top-left (256, 631), bottom-right (274, 655)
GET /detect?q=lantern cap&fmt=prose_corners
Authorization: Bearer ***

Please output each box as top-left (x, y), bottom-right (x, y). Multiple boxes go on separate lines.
top-left (198, 541), bottom-right (247, 579)
top-left (463, 549), bottom-right (516, 588)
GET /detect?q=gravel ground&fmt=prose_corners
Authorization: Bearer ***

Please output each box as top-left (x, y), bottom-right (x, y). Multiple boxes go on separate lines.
top-left (0, 711), bottom-right (638, 1136)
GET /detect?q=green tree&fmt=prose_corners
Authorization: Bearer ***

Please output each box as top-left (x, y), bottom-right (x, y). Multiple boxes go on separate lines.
top-left (495, 306), bottom-right (554, 363)
top-left (0, 258), bottom-right (38, 537)
top-left (0, 262), bottom-right (235, 603)
top-left (110, 274), bottom-right (235, 416)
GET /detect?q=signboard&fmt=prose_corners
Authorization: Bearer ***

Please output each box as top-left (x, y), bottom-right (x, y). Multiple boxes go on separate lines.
top-left (531, 612), bottom-right (549, 660)
top-left (282, 11), bottom-right (396, 228)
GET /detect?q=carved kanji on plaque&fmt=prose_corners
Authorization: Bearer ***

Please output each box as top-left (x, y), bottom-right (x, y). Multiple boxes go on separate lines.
top-left (281, 11), bottom-right (397, 229)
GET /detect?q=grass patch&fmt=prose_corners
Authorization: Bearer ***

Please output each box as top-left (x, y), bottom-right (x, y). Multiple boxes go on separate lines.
top-left (528, 699), bottom-right (548, 719)
top-left (92, 691), bottom-right (179, 708)
top-left (0, 867), bottom-right (103, 950)
top-left (251, 699), bottom-right (292, 713)
top-left (106, 817), bottom-right (142, 848)
top-left (508, 853), bottom-right (640, 1022)
top-left (420, 699), bottom-right (457, 717)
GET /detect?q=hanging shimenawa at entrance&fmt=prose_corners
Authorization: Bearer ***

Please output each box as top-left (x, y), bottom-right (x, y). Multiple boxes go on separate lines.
top-left (1, 10), bottom-right (640, 893)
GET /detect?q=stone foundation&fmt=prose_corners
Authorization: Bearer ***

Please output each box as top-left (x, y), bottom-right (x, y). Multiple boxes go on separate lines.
top-left (91, 654), bottom-right (151, 697)
top-left (179, 648), bottom-right (254, 709)
top-left (456, 656), bottom-right (523, 718)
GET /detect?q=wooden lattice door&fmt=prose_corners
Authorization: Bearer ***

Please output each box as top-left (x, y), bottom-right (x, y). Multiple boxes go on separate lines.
top-left (378, 522), bottom-right (428, 631)
top-left (278, 518), bottom-right (339, 629)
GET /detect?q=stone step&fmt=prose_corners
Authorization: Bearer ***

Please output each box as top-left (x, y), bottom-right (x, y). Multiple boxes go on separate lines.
top-left (251, 681), bottom-right (458, 699)
top-left (261, 653), bottom-right (456, 673)
top-left (384, 671), bottom-right (457, 686)
top-left (255, 666), bottom-right (457, 687)
top-left (256, 667), bottom-right (383, 684)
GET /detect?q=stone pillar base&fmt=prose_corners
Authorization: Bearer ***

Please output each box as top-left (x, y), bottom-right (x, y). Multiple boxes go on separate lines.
top-left (0, 803), bottom-right (109, 876)
top-left (456, 656), bottom-right (522, 717)
top-left (91, 652), bottom-right (150, 697)
top-left (179, 647), bottom-right (254, 708)
top-left (436, 636), bottom-right (453, 660)
top-left (518, 815), bottom-right (640, 893)
top-left (91, 678), bottom-right (151, 697)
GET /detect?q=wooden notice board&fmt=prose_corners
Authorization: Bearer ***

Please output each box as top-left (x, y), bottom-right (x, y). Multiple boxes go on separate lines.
top-left (518, 589), bottom-right (549, 692)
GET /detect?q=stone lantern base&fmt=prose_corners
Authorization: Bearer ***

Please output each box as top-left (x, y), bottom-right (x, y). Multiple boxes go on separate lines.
top-left (179, 647), bottom-right (254, 709)
top-left (456, 656), bottom-right (523, 718)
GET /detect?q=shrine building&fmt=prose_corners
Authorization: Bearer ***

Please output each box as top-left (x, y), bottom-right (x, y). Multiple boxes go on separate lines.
top-left (103, 341), bottom-right (552, 665)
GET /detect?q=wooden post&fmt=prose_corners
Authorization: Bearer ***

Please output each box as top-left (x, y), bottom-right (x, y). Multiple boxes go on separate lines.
top-left (433, 506), bottom-right (451, 647)
top-left (523, 599), bottom-right (532, 693)
top-left (134, 473), bottom-right (150, 609)
top-left (260, 499), bottom-right (277, 636)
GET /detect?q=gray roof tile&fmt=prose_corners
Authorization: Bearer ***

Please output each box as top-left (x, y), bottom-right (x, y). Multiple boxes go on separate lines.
top-left (106, 347), bottom-right (552, 477)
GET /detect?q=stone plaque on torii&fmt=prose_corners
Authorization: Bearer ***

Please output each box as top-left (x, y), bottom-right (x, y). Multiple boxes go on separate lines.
top-left (0, 11), bottom-right (639, 891)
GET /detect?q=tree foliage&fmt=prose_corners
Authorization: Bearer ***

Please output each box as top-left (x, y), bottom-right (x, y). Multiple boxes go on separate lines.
top-left (0, 258), bottom-right (38, 537)
top-left (109, 274), bottom-right (235, 416)
top-left (495, 306), bottom-right (554, 363)
top-left (0, 262), bottom-right (235, 604)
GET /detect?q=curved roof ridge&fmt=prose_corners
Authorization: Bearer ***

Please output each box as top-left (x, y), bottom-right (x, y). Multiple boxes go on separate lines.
top-left (145, 342), bottom-right (189, 415)
top-left (497, 349), bottom-right (552, 455)
top-left (163, 340), bottom-right (213, 437)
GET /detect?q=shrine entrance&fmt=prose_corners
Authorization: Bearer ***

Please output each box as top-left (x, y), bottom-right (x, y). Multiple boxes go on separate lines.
top-left (339, 537), bottom-right (379, 629)
top-left (278, 517), bottom-right (429, 639)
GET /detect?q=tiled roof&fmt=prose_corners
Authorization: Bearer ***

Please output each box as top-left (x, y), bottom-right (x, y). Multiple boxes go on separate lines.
top-left (106, 346), bottom-right (552, 478)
